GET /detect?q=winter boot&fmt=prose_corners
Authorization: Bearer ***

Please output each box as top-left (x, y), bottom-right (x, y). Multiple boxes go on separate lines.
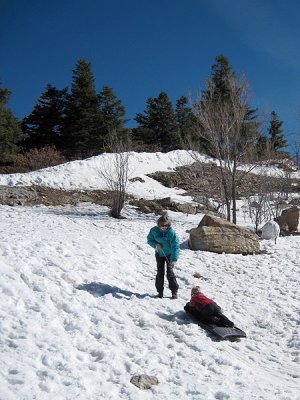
top-left (157, 291), bottom-right (163, 298)
top-left (171, 291), bottom-right (178, 299)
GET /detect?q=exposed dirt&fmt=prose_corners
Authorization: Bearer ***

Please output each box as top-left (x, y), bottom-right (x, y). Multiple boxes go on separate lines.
top-left (0, 186), bottom-right (114, 207)
top-left (148, 162), bottom-right (300, 198)
top-left (0, 161), bottom-right (299, 215)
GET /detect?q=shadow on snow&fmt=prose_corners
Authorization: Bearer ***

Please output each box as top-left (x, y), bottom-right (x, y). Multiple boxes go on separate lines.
top-left (76, 282), bottom-right (154, 299)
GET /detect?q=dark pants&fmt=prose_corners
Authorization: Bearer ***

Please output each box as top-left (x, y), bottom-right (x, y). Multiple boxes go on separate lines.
top-left (155, 253), bottom-right (179, 294)
top-left (185, 302), bottom-right (234, 327)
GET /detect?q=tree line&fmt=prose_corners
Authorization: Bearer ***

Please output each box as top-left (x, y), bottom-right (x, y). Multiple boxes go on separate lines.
top-left (0, 55), bottom-right (289, 167)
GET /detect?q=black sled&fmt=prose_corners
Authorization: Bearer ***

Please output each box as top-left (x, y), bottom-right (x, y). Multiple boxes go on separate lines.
top-left (184, 304), bottom-right (246, 341)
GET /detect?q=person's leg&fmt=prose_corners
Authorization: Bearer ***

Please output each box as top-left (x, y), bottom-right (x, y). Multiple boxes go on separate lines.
top-left (213, 304), bottom-right (234, 327)
top-left (155, 253), bottom-right (165, 296)
top-left (166, 256), bottom-right (179, 298)
top-left (200, 303), bottom-right (218, 324)
top-left (217, 314), bottom-right (234, 327)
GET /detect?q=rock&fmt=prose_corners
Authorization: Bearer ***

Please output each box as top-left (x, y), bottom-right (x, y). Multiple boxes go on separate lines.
top-left (193, 272), bottom-right (208, 280)
top-left (260, 220), bottom-right (280, 242)
top-left (189, 215), bottom-right (260, 254)
top-left (175, 203), bottom-right (197, 215)
top-left (129, 177), bottom-right (145, 183)
top-left (275, 206), bottom-right (300, 234)
top-left (130, 374), bottom-right (159, 390)
top-left (157, 197), bottom-right (174, 207)
top-left (289, 198), bottom-right (300, 206)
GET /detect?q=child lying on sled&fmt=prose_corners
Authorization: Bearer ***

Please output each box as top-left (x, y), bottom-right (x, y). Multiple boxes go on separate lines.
top-left (184, 286), bottom-right (234, 327)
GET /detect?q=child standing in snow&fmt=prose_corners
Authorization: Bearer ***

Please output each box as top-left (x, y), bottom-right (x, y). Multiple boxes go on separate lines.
top-left (147, 212), bottom-right (180, 299)
top-left (185, 286), bottom-right (234, 327)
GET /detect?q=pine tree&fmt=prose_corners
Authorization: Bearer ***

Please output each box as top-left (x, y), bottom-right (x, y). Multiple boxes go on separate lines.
top-left (193, 55), bottom-right (260, 224)
top-left (0, 86), bottom-right (11, 104)
top-left (98, 86), bottom-right (129, 149)
top-left (0, 83), bottom-right (22, 163)
top-left (241, 106), bottom-right (260, 156)
top-left (134, 92), bottom-right (178, 151)
top-left (268, 111), bottom-right (287, 152)
top-left (22, 84), bottom-right (67, 150)
top-left (61, 58), bottom-right (100, 158)
top-left (208, 55), bottom-right (234, 100)
top-left (256, 132), bottom-right (268, 157)
top-left (175, 96), bottom-right (192, 139)
top-left (175, 96), bottom-right (205, 150)
top-left (203, 55), bottom-right (259, 156)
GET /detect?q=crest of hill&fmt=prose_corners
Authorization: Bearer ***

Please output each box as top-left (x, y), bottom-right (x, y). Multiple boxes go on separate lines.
top-left (0, 151), bottom-right (299, 209)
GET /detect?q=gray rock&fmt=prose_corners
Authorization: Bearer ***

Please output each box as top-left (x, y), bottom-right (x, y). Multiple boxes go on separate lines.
top-left (129, 177), bottom-right (145, 183)
top-left (130, 374), bottom-right (159, 390)
top-left (176, 203), bottom-right (197, 215)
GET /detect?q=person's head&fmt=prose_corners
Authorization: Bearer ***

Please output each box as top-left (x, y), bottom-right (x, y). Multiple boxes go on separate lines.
top-left (191, 286), bottom-right (202, 296)
top-left (157, 212), bottom-right (171, 231)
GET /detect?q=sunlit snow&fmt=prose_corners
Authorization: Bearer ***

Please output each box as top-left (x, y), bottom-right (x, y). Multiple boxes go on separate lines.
top-left (0, 151), bottom-right (299, 400)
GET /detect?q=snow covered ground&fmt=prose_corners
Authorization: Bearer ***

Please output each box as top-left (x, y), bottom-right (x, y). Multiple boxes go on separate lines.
top-left (0, 150), bottom-right (299, 201)
top-left (0, 151), bottom-right (299, 400)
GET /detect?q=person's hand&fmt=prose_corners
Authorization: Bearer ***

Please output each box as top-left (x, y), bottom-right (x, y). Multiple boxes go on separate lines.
top-left (169, 262), bottom-right (176, 268)
top-left (156, 244), bottom-right (162, 250)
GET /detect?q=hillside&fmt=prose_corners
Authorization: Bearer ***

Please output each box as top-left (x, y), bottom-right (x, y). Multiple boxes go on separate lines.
top-left (0, 151), bottom-right (299, 400)
top-left (0, 151), bottom-right (299, 213)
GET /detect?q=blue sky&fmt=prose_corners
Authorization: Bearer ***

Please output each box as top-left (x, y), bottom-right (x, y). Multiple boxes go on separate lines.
top-left (1, 0), bottom-right (300, 150)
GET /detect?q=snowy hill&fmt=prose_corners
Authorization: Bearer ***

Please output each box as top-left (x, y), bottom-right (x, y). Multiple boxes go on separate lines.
top-left (0, 151), bottom-right (299, 400)
top-left (0, 150), bottom-right (299, 201)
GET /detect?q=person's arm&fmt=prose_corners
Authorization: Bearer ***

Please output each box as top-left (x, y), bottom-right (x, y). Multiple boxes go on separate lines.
top-left (169, 230), bottom-right (180, 262)
top-left (147, 229), bottom-right (157, 249)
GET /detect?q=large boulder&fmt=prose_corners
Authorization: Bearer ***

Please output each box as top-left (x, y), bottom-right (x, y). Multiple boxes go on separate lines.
top-left (274, 206), bottom-right (300, 235)
top-left (189, 215), bottom-right (260, 254)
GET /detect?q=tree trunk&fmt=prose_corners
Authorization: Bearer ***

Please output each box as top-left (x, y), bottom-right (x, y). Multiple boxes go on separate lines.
top-left (220, 166), bottom-right (231, 221)
top-left (231, 165), bottom-right (237, 224)
top-left (231, 177), bottom-right (237, 224)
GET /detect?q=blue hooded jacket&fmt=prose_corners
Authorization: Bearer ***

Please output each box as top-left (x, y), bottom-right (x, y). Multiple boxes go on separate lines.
top-left (147, 226), bottom-right (180, 262)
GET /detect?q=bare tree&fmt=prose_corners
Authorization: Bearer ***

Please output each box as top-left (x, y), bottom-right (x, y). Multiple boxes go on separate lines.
top-left (245, 168), bottom-right (294, 231)
top-left (246, 177), bottom-right (277, 232)
top-left (291, 110), bottom-right (300, 166)
top-left (99, 131), bottom-right (131, 218)
top-left (293, 140), bottom-right (300, 166)
top-left (192, 75), bottom-right (258, 223)
top-left (290, 128), bottom-right (300, 167)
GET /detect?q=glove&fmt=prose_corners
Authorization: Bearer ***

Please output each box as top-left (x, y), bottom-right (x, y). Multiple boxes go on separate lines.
top-left (169, 262), bottom-right (176, 269)
top-left (156, 244), bottom-right (162, 250)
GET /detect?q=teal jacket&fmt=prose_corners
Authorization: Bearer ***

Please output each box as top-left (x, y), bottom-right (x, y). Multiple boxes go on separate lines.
top-left (147, 226), bottom-right (180, 262)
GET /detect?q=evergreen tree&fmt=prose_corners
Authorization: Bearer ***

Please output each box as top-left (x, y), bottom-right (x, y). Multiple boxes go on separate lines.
top-left (134, 92), bottom-right (178, 151)
top-left (61, 58), bottom-right (100, 158)
top-left (193, 56), bottom-right (260, 224)
top-left (175, 96), bottom-right (205, 150)
top-left (268, 111), bottom-right (287, 152)
top-left (256, 132), bottom-right (268, 157)
top-left (0, 85), bottom-right (12, 104)
top-left (98, 86), bottom-right (130, 149)
top-left (22, 84), bottom-right (67, 150)
top-left (175, 96), bottom-right (192, 139)
top-left (241, 106), bottom-right (261, 156)
top-left (0, 83), bottom-right (22, 163)
top-left (208, 55), bottom-right (234, 100)
top-left (203, 55), bottom-right (259, 156)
